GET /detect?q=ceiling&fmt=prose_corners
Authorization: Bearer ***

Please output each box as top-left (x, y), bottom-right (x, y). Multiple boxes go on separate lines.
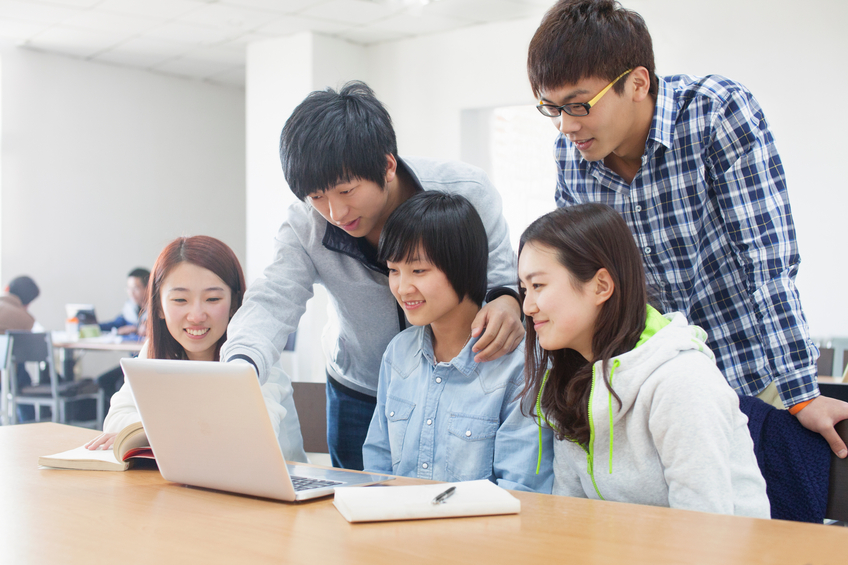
top-left (0, 0), bottom-right (550, 87)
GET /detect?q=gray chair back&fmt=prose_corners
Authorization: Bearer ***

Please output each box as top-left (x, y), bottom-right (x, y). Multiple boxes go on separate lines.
top-left (6, 331), bottom-right (103, 428)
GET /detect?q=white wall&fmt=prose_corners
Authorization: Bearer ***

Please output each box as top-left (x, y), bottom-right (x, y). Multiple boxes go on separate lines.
top-left (368, 16), bottom-right (544, 160)
top-left (360, 0), bottom-right (848, 339)
top-left (245, 33), bottom-right (368, 285)
top-left (630, 0), bottom-right (848, 339)
top-left (1, 48), bottom-right (246, 358)
top-left (245, 33), bottom-right (368, 382)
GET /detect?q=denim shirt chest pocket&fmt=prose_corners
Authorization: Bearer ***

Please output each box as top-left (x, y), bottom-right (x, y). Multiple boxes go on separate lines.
top-left (385, 396), bottom-right (415, 469)
top-left (445, 413), bottom-right (499, 481)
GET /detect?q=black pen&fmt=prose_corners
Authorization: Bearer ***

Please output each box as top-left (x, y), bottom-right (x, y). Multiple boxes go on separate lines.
top-left (431, 486), bottom-right (456, 505)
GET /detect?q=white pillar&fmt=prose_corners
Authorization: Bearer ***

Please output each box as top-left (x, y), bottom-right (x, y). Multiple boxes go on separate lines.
top-left (244, 32), bottom-right (368, 382)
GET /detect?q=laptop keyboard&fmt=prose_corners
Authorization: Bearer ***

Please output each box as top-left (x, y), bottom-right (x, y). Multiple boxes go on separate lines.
top-left (290, 475), bottom-right (344, 492)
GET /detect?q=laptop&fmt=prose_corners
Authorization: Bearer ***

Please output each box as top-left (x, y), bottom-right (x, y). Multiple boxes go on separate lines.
top-left (65, 304), bottom-right (97, 324)
top-left (65, 303), bottom-right (101, 337)
top-left (120, 358), bottom-right (392, 501)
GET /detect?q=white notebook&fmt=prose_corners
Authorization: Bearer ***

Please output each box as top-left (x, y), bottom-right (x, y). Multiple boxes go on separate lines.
top-left (333, 480), bottom-right (520, 523)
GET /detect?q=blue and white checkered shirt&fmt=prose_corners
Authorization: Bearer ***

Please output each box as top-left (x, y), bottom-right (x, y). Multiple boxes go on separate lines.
top-left (554, 74), bottom-right (819, 407)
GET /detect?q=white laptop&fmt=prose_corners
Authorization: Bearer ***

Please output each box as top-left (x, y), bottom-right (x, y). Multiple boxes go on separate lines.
top-left (120, 358), bottom-right (392, 501)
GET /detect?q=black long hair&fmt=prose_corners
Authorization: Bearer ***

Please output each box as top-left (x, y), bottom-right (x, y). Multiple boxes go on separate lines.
top-left (519, 203), bottom-right (646, 445)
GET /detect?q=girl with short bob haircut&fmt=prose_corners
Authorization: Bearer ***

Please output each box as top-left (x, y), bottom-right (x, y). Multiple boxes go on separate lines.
top-left (362, 191), bottom-right (553, 492)
top-left (87, 236), bottom-right (306, 463)
top-left (518, 203), bottom-right (768, 516)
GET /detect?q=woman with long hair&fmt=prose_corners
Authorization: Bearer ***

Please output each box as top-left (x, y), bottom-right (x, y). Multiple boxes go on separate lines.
top-left (86, 236), bottom-right (306, 462)
top-left (517, 203), bottom-right (768, 516)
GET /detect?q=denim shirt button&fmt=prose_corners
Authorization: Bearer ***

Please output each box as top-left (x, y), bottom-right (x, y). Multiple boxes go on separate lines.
top-left (435, 377), bottom-right (442, 384)
top-left (427, 419), bottom-right (432, 425)
top-left (422, 463), bottom-right (429, 469)
top-left (389, 411), bottom-right (395, 417)
top-left (465, 430), bottom-right (472, 437)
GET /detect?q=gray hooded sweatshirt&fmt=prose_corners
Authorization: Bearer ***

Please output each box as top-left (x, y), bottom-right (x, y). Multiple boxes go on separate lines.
top-left (551, 306), bottom-right (770, 518)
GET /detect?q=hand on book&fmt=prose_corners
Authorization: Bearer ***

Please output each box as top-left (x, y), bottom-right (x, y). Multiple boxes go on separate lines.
top-left (41, 421), bottom-right (150, 471)
top-left (85, 432), bottom-right (118, 451)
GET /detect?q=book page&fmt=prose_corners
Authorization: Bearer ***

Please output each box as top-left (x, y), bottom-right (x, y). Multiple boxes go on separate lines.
top-left (113, 422), bottom-right (148, 461)
top-left (38, 446), bottom-right (128, 471)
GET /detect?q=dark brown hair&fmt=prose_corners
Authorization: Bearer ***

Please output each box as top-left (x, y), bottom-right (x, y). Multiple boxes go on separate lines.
top-left (147, 236), bottom-right (245, 361)
top-left (527, 0), bottom-right (658, 99)
top-left (518, 203), bottom-right (646, 445)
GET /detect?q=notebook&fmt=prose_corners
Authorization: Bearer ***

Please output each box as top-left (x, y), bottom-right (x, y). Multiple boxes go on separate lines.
top-left (333, 479), bottom-right (521, 523)
top-left (120, 358), bottom-right (392, 501)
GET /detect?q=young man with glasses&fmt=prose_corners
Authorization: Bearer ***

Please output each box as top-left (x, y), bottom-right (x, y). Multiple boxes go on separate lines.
top-left (528, 0), bottom-right (848, 458)
top-left (221, 81), bottom-right (524, 470)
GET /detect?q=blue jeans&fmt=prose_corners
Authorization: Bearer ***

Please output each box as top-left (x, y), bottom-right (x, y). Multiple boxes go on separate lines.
top-left (326, 375), bottom-right (377, 470)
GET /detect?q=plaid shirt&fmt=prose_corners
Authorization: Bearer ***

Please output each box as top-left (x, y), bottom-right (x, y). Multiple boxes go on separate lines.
top-left (554, 74), bottom-right (819, 407)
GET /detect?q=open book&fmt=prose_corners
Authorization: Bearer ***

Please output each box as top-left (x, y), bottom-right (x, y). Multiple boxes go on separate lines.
top-left (39, 421), bottom-right (154, 471)
top-left (333, 479), bottom-right (521, 523)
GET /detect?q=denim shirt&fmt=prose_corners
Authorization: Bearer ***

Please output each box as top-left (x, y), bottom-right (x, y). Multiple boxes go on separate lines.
top-left (362, 325), bottom-right (553, 493)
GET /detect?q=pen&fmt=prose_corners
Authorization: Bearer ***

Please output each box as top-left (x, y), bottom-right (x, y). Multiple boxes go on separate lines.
top-left (431, 486), bottom-right (456, 505)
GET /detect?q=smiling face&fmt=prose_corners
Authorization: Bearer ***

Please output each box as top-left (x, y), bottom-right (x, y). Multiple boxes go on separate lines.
top-left (518, 242), bottom-right (604, 361)
top-left (387, 249), bottom-right (464, 329)
top-left (538, 69), bottom-right (656, 167)
top-left (306, 155), bottom-right (406, 248)
top-left (307, 177), bottom-right (392, 240)
top-left (159, 262), bottom-right (233, 362)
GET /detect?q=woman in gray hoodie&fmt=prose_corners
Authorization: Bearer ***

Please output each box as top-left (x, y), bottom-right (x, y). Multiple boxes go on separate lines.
top-left (517, 203), bottom-right (769, 518)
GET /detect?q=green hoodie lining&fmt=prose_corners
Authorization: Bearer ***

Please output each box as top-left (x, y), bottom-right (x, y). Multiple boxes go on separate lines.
top-left (635, 305), bottom-right (670, 348)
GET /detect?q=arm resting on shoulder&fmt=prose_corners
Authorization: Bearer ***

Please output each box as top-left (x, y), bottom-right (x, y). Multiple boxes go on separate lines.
top-left (471, 293), bottom-right (523, 363)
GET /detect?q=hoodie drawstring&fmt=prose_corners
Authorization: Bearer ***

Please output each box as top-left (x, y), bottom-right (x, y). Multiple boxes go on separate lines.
top-left (535, 370), bottom-right (558, 474)
top-left (608, 359), bottom-right (620, 474)
top-left (535, 359), bottom-right (620, 477)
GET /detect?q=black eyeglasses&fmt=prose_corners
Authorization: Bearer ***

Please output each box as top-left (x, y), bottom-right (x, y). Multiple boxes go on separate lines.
top-left (537, 69), bottom-right (632, 118)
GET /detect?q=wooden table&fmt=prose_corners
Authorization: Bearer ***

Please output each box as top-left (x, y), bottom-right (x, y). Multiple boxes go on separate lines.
top-left (3, 424), bottom-right (847, 564)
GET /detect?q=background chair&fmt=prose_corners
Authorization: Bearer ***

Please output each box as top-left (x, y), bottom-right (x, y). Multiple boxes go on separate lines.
top-left (0, 334), bottom-right (10, 424)
top-left (827, 420), bottom-right (848, 522)
top-left (820, 382), bottom-right (848, 403)
top-left (739, 395), bottom-right (848, 523)
top-left (6, 331), bottom-right (103, 429)
top-left (291, 381), bottom-right (328, 454)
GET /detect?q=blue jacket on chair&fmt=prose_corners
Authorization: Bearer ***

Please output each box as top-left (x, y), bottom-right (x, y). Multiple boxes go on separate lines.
top-left (738, 395), bottom-right (830, 522)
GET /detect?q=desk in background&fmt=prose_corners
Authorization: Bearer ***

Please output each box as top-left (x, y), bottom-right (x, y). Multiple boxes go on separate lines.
top-left (3, 423), bottom-right (846, 564)
top-left (52, 333), bottom-right (143, 374)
